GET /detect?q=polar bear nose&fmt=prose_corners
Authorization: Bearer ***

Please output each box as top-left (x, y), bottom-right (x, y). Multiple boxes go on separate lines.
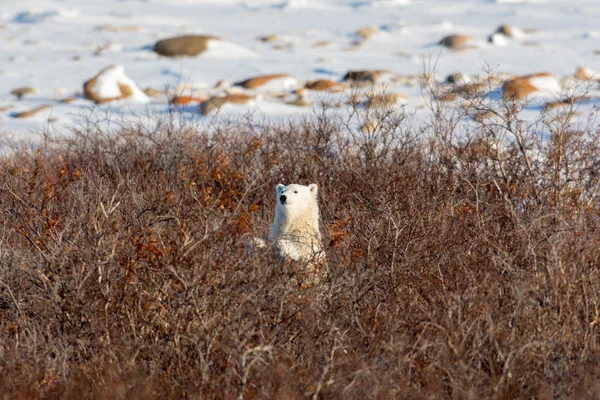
top-left (279, 195), bottom-right (287, 204)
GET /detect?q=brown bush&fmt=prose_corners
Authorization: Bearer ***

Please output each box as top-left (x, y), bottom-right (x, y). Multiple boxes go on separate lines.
top-left (1, 97), bottom-right (600, 399)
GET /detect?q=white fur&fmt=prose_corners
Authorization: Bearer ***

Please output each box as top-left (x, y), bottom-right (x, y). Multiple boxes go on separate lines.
top-left (269, 183), bottom-right (324, 262)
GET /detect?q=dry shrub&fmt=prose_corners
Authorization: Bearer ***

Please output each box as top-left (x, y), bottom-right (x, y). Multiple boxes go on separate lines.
top-left (1, 96), bottom-right (600, 399)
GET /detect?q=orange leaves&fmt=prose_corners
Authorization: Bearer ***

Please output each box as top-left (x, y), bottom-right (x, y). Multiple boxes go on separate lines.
top-left (329, 213), bottom-right (352, 247)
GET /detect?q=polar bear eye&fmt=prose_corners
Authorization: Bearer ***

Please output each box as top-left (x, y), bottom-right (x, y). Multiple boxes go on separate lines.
top-left (294, 191), bottom-right (298, 193)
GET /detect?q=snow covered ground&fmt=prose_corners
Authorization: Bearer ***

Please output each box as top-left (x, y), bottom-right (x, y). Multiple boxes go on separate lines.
top-left (1, 0), bottom-right (599, 142)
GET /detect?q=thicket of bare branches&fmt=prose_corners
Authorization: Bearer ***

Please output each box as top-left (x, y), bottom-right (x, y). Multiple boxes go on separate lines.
top-left (1, 93), bottom-right (600, 399)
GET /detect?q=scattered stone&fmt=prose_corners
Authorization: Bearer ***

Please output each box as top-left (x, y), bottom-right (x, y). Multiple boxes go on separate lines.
top-left (366, 93), bottom-right (410, 108)
top-left (502, 73), bottom-right (561, 101)
top-left (143, 88), bottom-right (162, 98)
top-left (445, 73), bottom-right (472, 85)
top-left (0, 105), bottom-right (14, 112)
top-left (273, 43), bottom-right (293, 51)
top-left (60, 97), bottom-right (77, 103)
top-left (13, 104), bottom-right (51, 118)
top-left (312, 40), bottom-right (332, 48)
top-left (471, 110), bottom-right (496, 123)
top-left (83, 65), bottom-right (149, 104)
top-left (495, 25), bottom-right (524, 39)
top-left (305, 79), bottom-right (344, 92)
top-left (153, 35), bottom-right (220, 57)
top-left (214, 80), bottom-right (231, 90)
top-left (258, 34), bottom-right (281, 43)
top-left (452, 83), bottom-right (487, 99)
top-left (342, 70), bottom-right (393, 83)
top-left (544, 96), bottom-right (588, 112)
top-left (393, 75), bottom-right (422, 87)
top-left (94, 42), bottom-right (124, 55)
top-left (170, 95), bottom-right (209, 105)
top-left (438, 35), bottom-right (474, 50)
top-left (356, 26), bottom-right (378, 40)
top-left (200, 93), bottom-right (254, 115)
top-left (286, 89), bottom-right (311, 107)
top-left (235, 74), bottom-right (297, 91)
top-left (360, 119), bottom-right (380, 134)
top-left (574, 66), bottom-right (600, 81)
top-left (10, 86), bottom-right (36, 100)
top-left (436, 92), bottom-right (457, 103)
top-left (544, 100), bottom-right (570, 112)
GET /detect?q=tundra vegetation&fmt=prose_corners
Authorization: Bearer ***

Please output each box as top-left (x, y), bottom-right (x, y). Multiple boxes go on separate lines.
top-left (1, 86), bottom-right (600, 399)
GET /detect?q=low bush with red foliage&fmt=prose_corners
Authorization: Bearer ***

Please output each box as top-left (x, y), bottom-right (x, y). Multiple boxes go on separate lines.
top-left (1, 99), bottom-right (600, 399)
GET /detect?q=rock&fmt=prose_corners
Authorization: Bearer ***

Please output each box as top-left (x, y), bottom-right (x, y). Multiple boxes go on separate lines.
top-left (214, 80), bottom-right (230, 90)
top-left (60, 97), bottom-right (77, 103)
top-left (170, 95), bottom-right (209, 105)
top-left (438, 35), bottom-right (474, 50)
top-left (436, 92), bottom-right (458, 103)
top-left (342, 70), bottom-right (393, 83)
top-left (495, 25), bottom-right (524, 39)
top-left (10, 86), bottom-right (36, 100)
top-left (356, 26), bottom-right (378, 40)
top-left (365, 93), bottom-right (410, 108)
top-left (575, 66), bottom-right (600, 81)
top-left (502, 73), bottom-right (561, 101)
top-left (258, 34), bottom-right (281, 43)
top-left (13, 104), bottom-right (51, 118)
top-left (200, 93), bottom-right (254, 115)
top-left (544, 96), bottom-right (588, 112)
top-left (153, 35), bottom-right (220, 57)
top-left (235, 74), bottom-right (297, 91)
top-left (312, 40), bottom-right (333, 48)
top-left (273, 43), bottom-right (294, 51)
top-left (286, 92), bottom-right (311, 107)
top-left (305, 79), bottom-right (344, 92)
top-left (83, 65), bottom-right (149, 104)
top-left (452, 83), bottom-right (487, 99)
top-left (143, 88), bottom-right (162, 98)
top-left (393, 75), bottom-right (422, 87)
top-left (445, 73), bottom-right (472, 85)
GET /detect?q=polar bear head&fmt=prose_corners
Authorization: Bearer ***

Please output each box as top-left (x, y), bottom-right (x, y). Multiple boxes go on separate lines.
top-left (275, 183), bottom-right (318, 215)
top-left (270, 183), bottom-right (320, 240)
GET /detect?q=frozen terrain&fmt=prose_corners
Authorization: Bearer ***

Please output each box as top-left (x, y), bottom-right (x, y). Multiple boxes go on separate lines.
top-left (1, 0), bottom-right (599, 142)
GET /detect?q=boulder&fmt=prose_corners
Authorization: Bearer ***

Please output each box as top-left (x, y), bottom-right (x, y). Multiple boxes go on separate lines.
top-left (200, 93), bottom-right (254, 115)
top-left (342, 70), bottom-right (393, 83)
top-left (502, 73), bottom-right (561, 101)
top-left (365, 93), bottom-right (410, 108)
top-left (575, 66), bottom-right (600, 81)
top-left (356, 26), bottom-right (378, 40)
top-left (13, 104), bottom-right (51, 118)
top-left (153, 35), bottom-right (220, 57)
top-left (438, 35), bottom-right (474, 50)
top-left (83, 65), bottom-right (149, 104)
top-left (10, 86), bottom-right (36, 100)
top-left (234, 74), bottom-right (297, 91)
top-left (495, 25), bottom-right (524, 39)
top-left (305, 79), bottom-right (344, 92)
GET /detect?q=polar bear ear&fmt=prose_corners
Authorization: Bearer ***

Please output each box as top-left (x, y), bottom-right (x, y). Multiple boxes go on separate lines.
top-left (276, 183), bottom-right (285, 193)
top-left (308, 183), bottom-right (318, 196)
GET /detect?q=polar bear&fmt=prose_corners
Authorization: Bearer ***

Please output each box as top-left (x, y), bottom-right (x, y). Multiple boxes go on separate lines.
top-left (269, 183), bottom-right (325, 263)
